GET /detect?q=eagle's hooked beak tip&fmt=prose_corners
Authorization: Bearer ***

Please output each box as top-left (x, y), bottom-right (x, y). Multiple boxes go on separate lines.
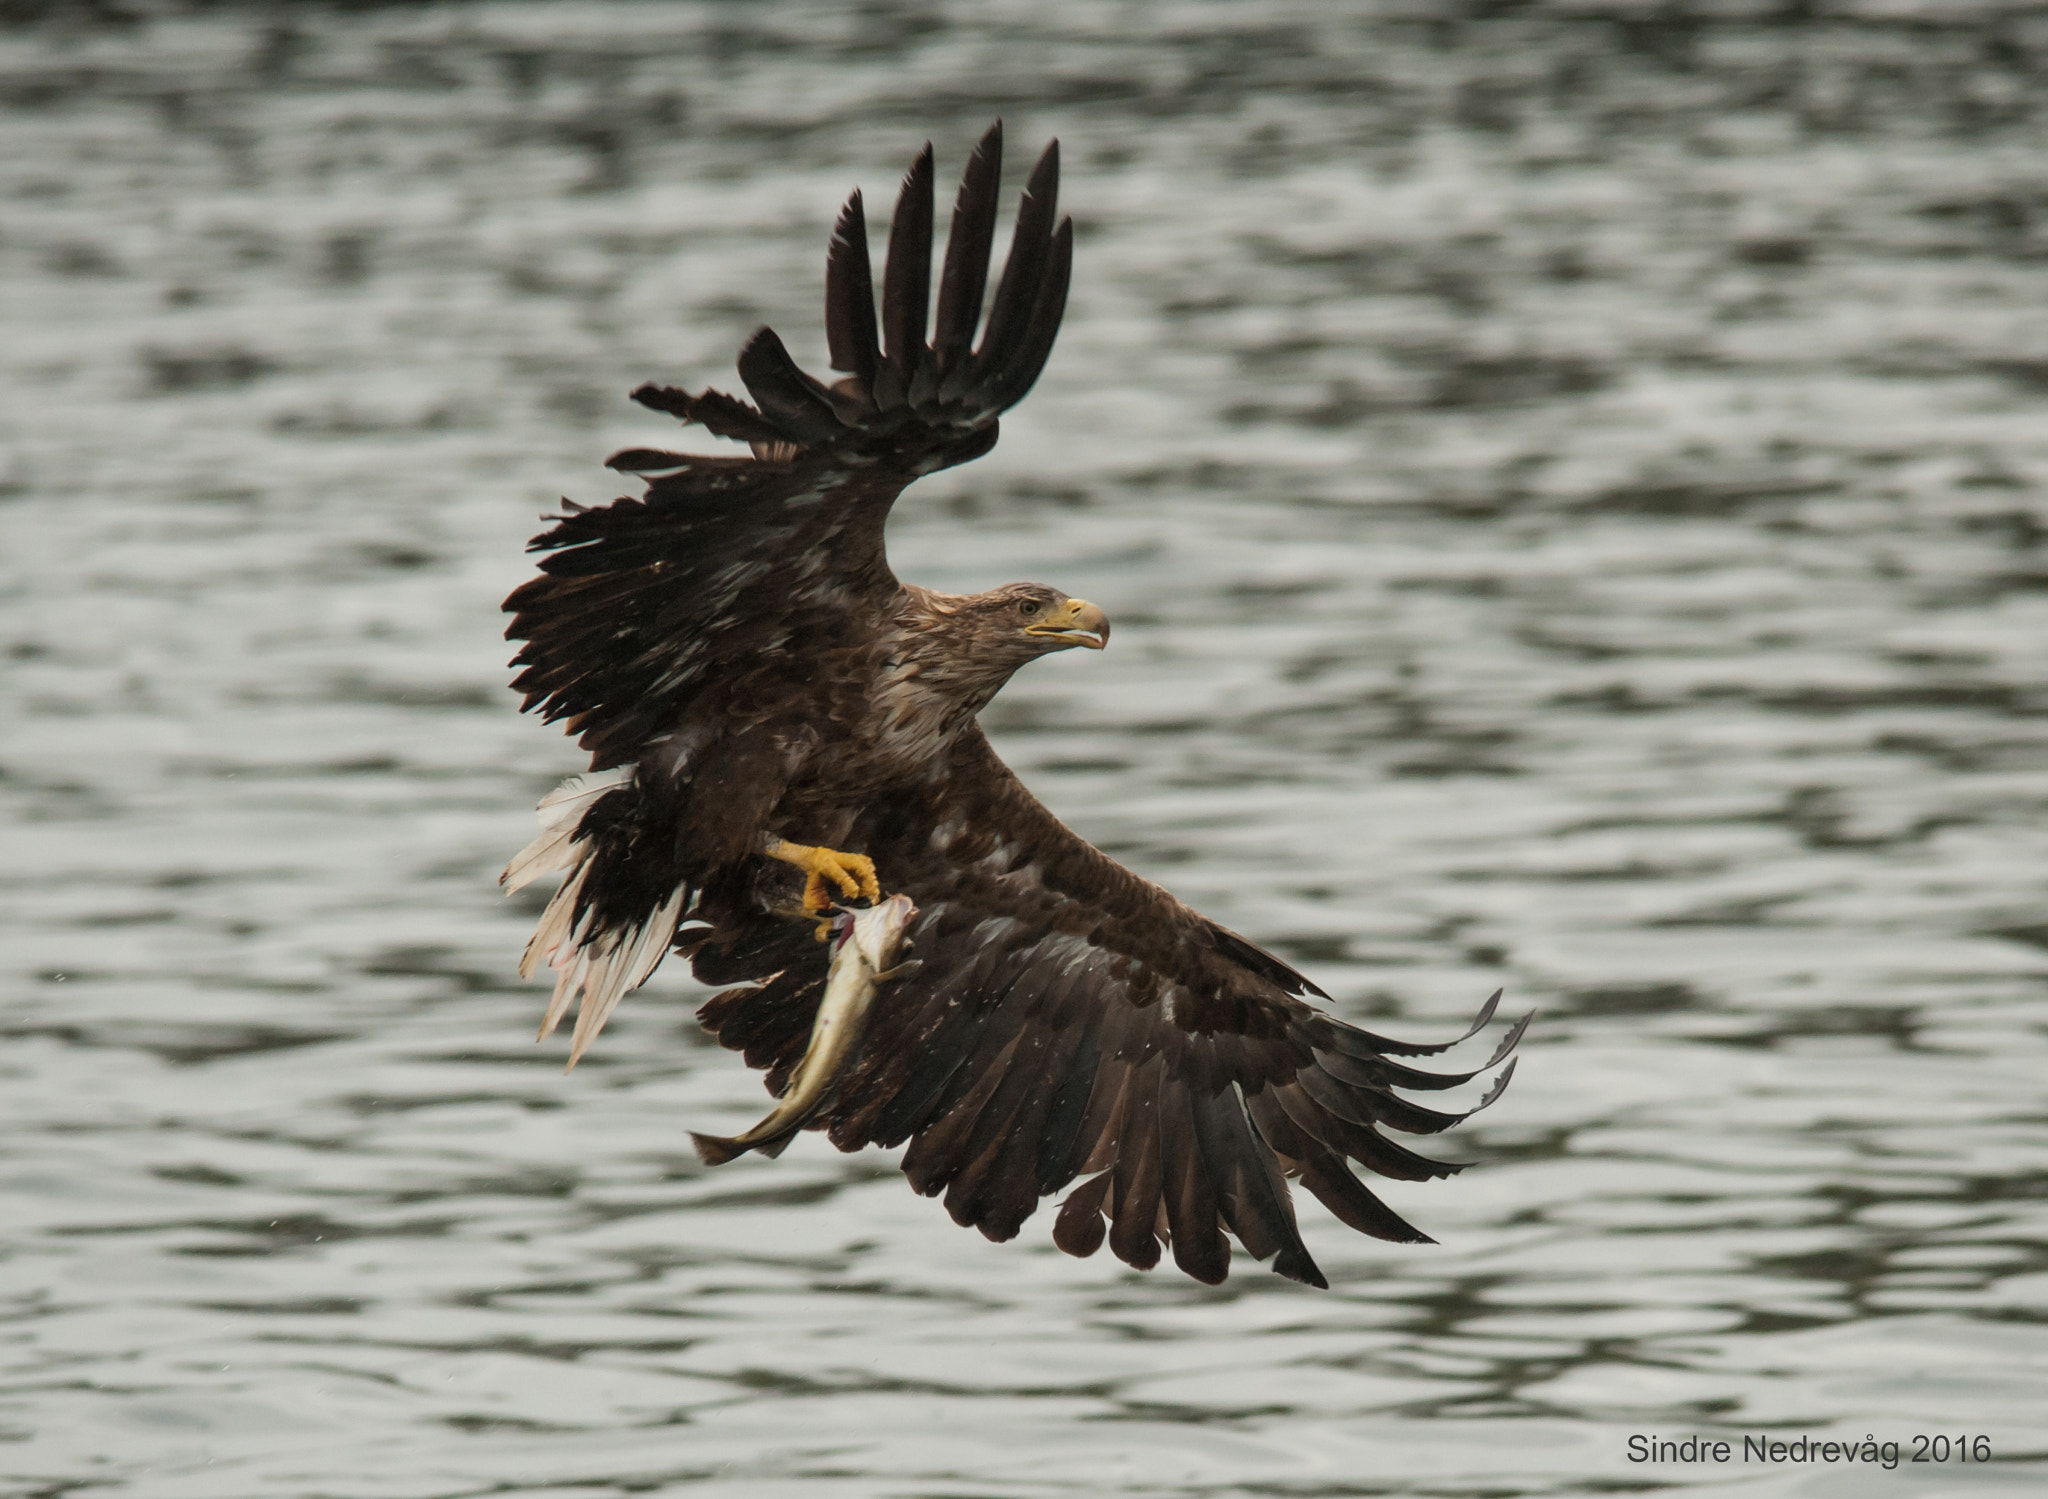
top-left (1030, 597), bottom-right (1110, 650)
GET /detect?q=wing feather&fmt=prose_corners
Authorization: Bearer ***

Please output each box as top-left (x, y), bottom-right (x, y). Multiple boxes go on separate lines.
top-left (1055, 1028), bottom-right (1131, 1183)
top-left (859, 939), bottom-right (1016, 1147)
top-left (1159, 1079), bottom-right (1231, 1284)
top-left (959, 139), bottom-right (1060, 403)
top-left (507, 128), bottom-right (1073, 770)
top-left (925, 960), bottom-right (1063, 1202)
top-left (1191, 1085), bottom-right (1325, 1286)
top-left (901, 1022), bottom-right (1026, 1196)
top-left (1311, 1018), bottom-right (1527, 1091)
top-left (951, 1021), bottom-right (1083, 1240)
top-left (824, 189), bottom-right (880, 386)
top-left (736, 327), bottom-right (847, 443)
top-left (1033, 1026), bottom-right (1102, 1191)
top-left (1052, 1170), bottom-right (1111, 1258)
top-left (1106, 1060), bottom-right (1165, 1271)
top-left (978, 216), bottom-right (1073, 414)
top-left (1292, 1063), bottom-right (1479, 1137)
top-left (932, 120), bottom-right (1002, 379)
top-left (1297, 1152), bottom-right (1435, 1245)
top-left (628, 383), bottom-right (788, 446)
top-left (1269, 1082), bottom-right (1462, 1183)
top-left (701, 727), bottom-right (1527, 1284)
top-left (1309, 988), bottom-right (1506, 1058)
top-left (878, 144), bottom-right (934, 409)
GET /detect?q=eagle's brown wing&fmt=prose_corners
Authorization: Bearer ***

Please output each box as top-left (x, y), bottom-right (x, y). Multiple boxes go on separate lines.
top-left (504, 123), bottom-right (1071, 772)
top-left (501, 127), bottom-right (1072, 1062)
top-left (692, 727), bottom-right (1526, 1288)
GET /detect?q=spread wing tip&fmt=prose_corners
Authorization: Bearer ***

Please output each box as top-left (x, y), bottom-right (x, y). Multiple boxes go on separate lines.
top-left (1485, 1009), bottom-right (1535, 1070)
top-left (1475, 1054), bottom-right (1518, 1111)
top-left (630, 381), bottom-right (787, 445)
top-left (621, 124), bottom-right (1067, 469)
top-left (604, 447), bottom-right (696, 473)
top-left (826, 188), bottom-right (880, 383)
top-left (1274, 1248), bottom-right (1330, 1289)
top-left (934, 120), bottom-right (1003, 376)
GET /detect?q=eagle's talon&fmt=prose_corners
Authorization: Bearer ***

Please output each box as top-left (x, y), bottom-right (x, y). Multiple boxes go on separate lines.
top-left (765, 839), bottom-right (881, 914)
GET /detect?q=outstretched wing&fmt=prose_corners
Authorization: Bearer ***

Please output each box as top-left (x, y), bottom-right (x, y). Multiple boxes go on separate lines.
top-left (504, 123), bottom-right (1073, 770)
top-left (691, 728), bottom-right (1528, 1288)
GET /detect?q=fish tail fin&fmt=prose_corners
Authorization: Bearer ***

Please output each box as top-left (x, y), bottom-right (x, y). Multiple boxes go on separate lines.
top-left (690, 1132), bottom-right (746, 1167)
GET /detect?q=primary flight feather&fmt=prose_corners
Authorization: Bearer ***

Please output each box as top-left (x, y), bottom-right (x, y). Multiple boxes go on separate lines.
top-left (502, 123), bottom-right (1524, 1287)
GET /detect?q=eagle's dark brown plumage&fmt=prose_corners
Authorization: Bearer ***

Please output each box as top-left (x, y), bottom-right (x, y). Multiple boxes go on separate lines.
top-left (502, 123), bottom-right (1524, 1288)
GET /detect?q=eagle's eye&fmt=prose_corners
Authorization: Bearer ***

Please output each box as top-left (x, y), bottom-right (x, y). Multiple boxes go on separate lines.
top-left (1020, 600), bottom-right (1041, 616)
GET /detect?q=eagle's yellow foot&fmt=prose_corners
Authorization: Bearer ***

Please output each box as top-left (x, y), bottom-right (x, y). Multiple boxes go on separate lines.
top-left (764, 839), bottom-right (881, 915)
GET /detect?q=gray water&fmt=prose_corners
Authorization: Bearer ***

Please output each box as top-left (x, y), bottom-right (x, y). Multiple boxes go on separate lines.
top-left (4, 3), bottom-right (2047, 1495)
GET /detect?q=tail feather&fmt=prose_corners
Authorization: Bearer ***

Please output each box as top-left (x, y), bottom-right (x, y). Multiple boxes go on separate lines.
top-left (540, 940), bottom-right (591, 1040)
top-left (537, 766), bottom-right (633, 816)
top-left (510, 771), bottom-right (689, 1067)
top-left (521, 858), bottom-right (592, 981)
top-left (564, 885), bottom-right (687, 1069)
top-left (501, 821), bottom-right (583, 894)
top-left (504, 771), bottom-right (631, 902)
top-left (502, 773), bottom-right (624, 896)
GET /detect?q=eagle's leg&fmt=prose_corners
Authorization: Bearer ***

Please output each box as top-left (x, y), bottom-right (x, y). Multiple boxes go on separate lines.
top-left (764, 838), bottom-right (882, 913)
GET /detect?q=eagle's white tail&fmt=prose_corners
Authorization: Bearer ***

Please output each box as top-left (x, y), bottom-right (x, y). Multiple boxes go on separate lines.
top-left (502, 770), bottom-right (686, 1069)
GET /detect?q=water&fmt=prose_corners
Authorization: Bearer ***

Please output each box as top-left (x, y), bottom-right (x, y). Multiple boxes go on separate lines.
top-left (3, 3), bottom-right (2046, 1494)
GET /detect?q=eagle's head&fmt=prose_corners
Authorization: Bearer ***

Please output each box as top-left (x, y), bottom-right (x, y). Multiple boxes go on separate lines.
top-left (899, 581), bottom-right (1111, 713)
top-left (969, 581), bottom-right (1110, 659)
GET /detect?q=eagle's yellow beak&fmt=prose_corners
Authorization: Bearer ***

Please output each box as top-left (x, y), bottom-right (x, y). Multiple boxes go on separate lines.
top-left (1026, 597), bottom-right (1110, 649)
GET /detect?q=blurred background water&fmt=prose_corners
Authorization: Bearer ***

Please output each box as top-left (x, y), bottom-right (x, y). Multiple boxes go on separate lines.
top-left (4, 1), bottom-right (2048, 1494)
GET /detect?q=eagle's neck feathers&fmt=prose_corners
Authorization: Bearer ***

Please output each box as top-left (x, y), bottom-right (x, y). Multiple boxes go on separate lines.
top-left (870, 586), bottom-right (1034, 758)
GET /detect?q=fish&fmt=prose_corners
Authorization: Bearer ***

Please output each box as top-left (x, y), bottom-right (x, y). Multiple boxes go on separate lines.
top-left (690, 893), bottom-right (920, 1166)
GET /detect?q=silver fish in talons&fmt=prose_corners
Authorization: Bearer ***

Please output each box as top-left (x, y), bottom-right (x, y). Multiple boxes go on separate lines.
top-left (690, 894), bottom-right (919, 1166)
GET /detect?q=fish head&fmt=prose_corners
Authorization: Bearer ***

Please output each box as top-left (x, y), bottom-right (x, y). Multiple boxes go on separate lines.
top-left (843, 892), bottom-right (918, 972)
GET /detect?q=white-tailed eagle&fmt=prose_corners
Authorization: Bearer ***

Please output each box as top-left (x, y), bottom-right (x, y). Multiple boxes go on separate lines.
top-left (502, 124), bottom-right (1525, 1287)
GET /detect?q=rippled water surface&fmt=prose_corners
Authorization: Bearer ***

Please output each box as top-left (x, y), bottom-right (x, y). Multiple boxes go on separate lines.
top-left (5, 3), bottom-right (2048, 1494)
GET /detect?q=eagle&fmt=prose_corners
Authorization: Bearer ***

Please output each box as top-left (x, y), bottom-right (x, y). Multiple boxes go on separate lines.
top-left (501, 124), bottom-right (1525, 1288)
